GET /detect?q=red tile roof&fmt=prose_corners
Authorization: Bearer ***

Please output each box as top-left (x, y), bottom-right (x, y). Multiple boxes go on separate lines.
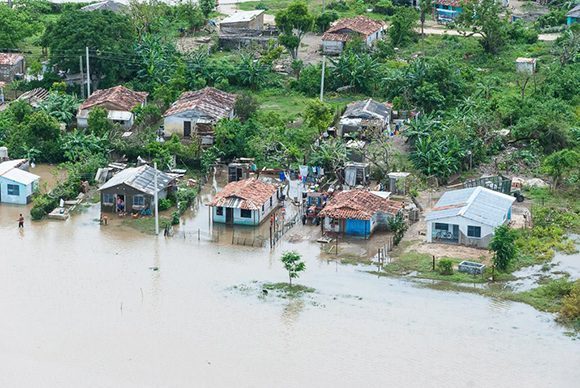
top-left (323, 16), bottom-right (385, 41)
top-left (436, 0), bottom-right (462, 7)
top-left (0, 53), bottom-right (24, 66)
top-left (164, 87), bottom-right (236, 119)
top-left (208, 178), bottom-right (278, 210)
top-left (79, 85), bottom-right (148, 111)
top-left (319, 190), bottom-right (403, 220)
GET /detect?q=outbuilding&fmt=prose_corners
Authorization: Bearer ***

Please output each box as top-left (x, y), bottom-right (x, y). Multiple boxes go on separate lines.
top-left (0, 159), bottom-right (40, 205)
top-left (219, 10), bottom-right (265, 30)
top-left (338, 99), bottom-right (391, 138)
top-left (322, 16), bottom-right (385, 55)
top-left (163, 87), bottom-right (236, 145)
top-left (76, 85), bottom-right (148, 129)
top-left (319, 190), bottom-right (403, 238)
top-left (208, 178), bottom-right (280, 226)
top-left (426, 187), bottom-right (515, 248)
top-left (98, 165), bottom-right (176, 214)
top-left (0, 53), bottom-right (25, 83)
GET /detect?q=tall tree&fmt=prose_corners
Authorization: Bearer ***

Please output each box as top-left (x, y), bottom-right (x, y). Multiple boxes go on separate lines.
top-left (454, 0), bottom-right (509, 54)
top-left (275, 1), bottom-right (314, 59)
top-left (388, 6), bottom-right (418, 47)
top-left (0, 4), bottom-right (35, 48)
top-left (199, 0), bottom-right (216, 17)
top-left (42, 10), bottom-right (137, 87)
top-left (418, 0), bottom-right (433, 37)
top-left (489, 225), bottom-right (517, 272)
top-left (542, 149), bottom-right (580, 189)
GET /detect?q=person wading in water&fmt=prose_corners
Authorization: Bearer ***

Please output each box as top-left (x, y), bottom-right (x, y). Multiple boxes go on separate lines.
top-left (18, 214), bottom-right (24, 228)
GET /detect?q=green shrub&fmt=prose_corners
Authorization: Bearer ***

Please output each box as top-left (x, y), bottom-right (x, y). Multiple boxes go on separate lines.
top-left (158, 198), bottom-right (173, 211)
top-left (30, 206), bottom-right (47, 221)
top-left (437, 259), bottom-right (454, 275)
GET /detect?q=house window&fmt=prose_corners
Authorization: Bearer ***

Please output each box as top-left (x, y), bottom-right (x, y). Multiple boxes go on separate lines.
top-left (216, 207), bottom-right (224, 216)
top-left (262, 204), bottom-right (265, 212)
top-left (7, 184), bottom-right (20, 196)
top-left (240, 209), bottom-right (252, 218)
top-left (133, 195), bottom-right (145, 207)
top-left (467, 225), bottom-right (481, 238)
top-left (270, 197), bottom-right (273, 206)
top-left (103, 193), bottom-right (115, 205)
top-left (434, 223), bottom-right (448, 231)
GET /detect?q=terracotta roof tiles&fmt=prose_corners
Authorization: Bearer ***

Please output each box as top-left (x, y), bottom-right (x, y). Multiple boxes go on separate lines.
top-left (319, 190), bottom-right (403, 220)
top-left (0, 53), bottom-right (24, 66)
top-left (324, 16), bottom-right (385, 40)
top-left (79, 85), bottom-right (148, 111)
top-left (164, 87), bottom-right (236, 119)
top-left (208, 178), bottom-right (278, 210)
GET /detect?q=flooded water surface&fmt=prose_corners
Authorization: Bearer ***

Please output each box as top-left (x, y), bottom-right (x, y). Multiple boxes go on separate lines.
top-left (0, 185), bottom-right (579, 387)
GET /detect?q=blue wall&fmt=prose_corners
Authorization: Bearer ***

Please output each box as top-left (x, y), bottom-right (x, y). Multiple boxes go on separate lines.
top-left (568, 16), bottom-right (578, 26)
top-left (345, 219), bottom-right (371, 237)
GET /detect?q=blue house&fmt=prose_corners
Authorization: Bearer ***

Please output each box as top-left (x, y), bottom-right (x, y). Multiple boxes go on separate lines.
top-left (319, 190), bottom-right (403, 239)
top-left (435, 0), bottom-right (463, 23)
top-left (208, 178), bottom-right (280, 226)
top-left (567, 5), bottom-right (580, 26)
top-left (0, 159), bottom-right (40, 205)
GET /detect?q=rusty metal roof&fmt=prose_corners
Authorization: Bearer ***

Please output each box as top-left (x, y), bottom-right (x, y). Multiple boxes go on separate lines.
top-left (319, 190), bottom-right (403, 220)
top-left (79, 85), bottom-right (148, 112)
top-left (324, 16), bottom-right (385, 39)
top-left (208, 178), bottom-right (278, 210)
top-left (163, 87), bottom-right (236, 119)
top-left (98, 165), bottom-right (174, 196)
top-left (0, 53), bottom-right (24, 66)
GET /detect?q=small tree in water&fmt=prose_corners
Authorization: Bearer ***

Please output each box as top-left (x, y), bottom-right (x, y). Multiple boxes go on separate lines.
top-left (281, 251), bottom-right (306, 286)
top-left (489, 224), bottom-right (517, 272)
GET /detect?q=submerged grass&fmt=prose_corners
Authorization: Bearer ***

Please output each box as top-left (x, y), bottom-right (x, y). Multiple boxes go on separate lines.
top-left (262, 282), bottom-right (315, 298)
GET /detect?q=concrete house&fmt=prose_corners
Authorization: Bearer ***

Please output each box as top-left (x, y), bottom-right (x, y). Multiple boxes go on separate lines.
top-left (0, 53), bottom-right (25, 83)
top-left (208, 178), bottom-right (280, 226)
top-left (338, 99), bottom-right (391, 138)
top-left (80, 0), bottom-right (127, 12)
top-left (434, 0), bottom-right (463, 23)
top-left (219, 10), bottom-right (265, 30)
top-left (98, 165), bottom-right (175, 214)
top-left (319, 190), bottom-right (403, 238)
top-left (426, 187), bottom-right (515, 248)
top-left (0, 159), bottom-right (40, 205)
top-left (76, 85), bottom-right (148, 129)
top-left (322, 16), bottom-right (386, 55)
top-left (515, 57), bottom-right (537, 74)
top-left (567, 4), bottom-right (580, 25)
top-left (163, 87), bottom-right (236, 145)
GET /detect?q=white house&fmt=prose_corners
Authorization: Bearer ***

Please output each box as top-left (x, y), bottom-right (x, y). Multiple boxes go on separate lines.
top-left (163, 87), bottom-right (236, 145)
top-left (76, 85), bottom-right (148, 129)
top-left (0, 159), bottom-right (40, 205)
top-left (426, 187), bottom-right (516, 248)
top-left (515, 57), bottom-right (537, 74)
top-left (208, 178), bottom-right (280, 226)
top-left (322, 16), bottom-right (385, 55)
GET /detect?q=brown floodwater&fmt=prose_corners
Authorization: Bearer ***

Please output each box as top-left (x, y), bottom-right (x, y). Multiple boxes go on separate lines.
top-left (0, 176), bottom-right (579, 387)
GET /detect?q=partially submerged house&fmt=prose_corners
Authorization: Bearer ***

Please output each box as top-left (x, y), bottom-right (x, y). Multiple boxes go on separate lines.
top-left (434, 0), bottom-right (463, 23)
top-left (163, 87), bottom-right (236, 145)
top-left (319, 190), bottom-right (403, 238)
top-left (0, 53), bottom-right (25, 83)
top-left (0, 159), bottom-right (40, 205)
top-left (208, 178), bottom-right (280, 226)
top-left (76, 85), bottom-right (148, 129)
top-left (567, 4), bottom-right (580, 25)
top-left (322, 16), bottom-right (385, 55)
top-left (98, 165), bottom-right (176, 214)
top-left (220, 10), bottom-right (265, 30)
top-left (338, 99), bottom-right (391, 138)
top-left (426, 186), bottom-right (515, 248)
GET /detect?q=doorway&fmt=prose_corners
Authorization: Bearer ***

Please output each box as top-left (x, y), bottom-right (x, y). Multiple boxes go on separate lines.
top-left (184, 121), bottom-right (192, 137)
top-left (226, 208), bottom-right (233, 224)
top-left (116, 194), bottom-right (125, 213)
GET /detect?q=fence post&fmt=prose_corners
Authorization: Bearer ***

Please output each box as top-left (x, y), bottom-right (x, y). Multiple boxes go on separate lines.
top-left (198, 228), bottom-right (200, 241)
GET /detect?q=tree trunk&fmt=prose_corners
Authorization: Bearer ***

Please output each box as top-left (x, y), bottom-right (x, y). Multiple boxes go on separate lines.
top-left (289, 274), bottom-right (292, 286)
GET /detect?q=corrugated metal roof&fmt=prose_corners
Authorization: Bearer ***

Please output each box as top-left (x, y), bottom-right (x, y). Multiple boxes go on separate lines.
top-left (2, 168), bottom-right (39, 185)
top-left (0, 159), bottom-right (27, 176)
top-left (343, 99), bottom-right (390, 121)
top-left (99, 165), bottom-right (174, 195)
top-left (220, 10), bottom-right (264, 24)
top-left (426, 187), bottom-right (515, 227)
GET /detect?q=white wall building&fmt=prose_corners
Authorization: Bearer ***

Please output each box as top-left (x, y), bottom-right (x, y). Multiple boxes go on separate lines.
top-left (426, 187), bottom-right (515, 248)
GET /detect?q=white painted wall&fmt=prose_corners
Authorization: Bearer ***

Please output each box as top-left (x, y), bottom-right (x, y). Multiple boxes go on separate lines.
top-left (0, 177), bottom-right (37, 205)
top-left (426, 213), bottom-right (509, 247)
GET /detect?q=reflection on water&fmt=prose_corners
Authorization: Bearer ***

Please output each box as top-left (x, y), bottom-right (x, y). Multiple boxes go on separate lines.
top-left (0, 180), bottom-right (579, 387)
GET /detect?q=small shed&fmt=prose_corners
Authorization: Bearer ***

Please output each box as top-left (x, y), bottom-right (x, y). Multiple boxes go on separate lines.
top-left (388, 172), bottom-right (411, 195)
top-left (344, 162), bottom-right (370, 187)
top-left (98, 165), bottom-right (176, 214)
top-left (338, 99), bottom-right (391, 138)
top-left (0, 53), bottom-right (25, 83)
top-left (0, 159), bottom-right (40, 205)
top-left (220, 10), bottom-right (265, 30)
top-left (515, 57), bottom-right (537, 75)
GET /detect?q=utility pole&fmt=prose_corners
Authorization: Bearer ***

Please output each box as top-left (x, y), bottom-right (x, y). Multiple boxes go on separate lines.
top-left (154, 162), bottom-right (159, 236)
top-left (319, 55), bottom-right (326, 102)
top-left (85, 46), bottom-right (91, 97)
top-left (79, 56), bottom-right (85, 99)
